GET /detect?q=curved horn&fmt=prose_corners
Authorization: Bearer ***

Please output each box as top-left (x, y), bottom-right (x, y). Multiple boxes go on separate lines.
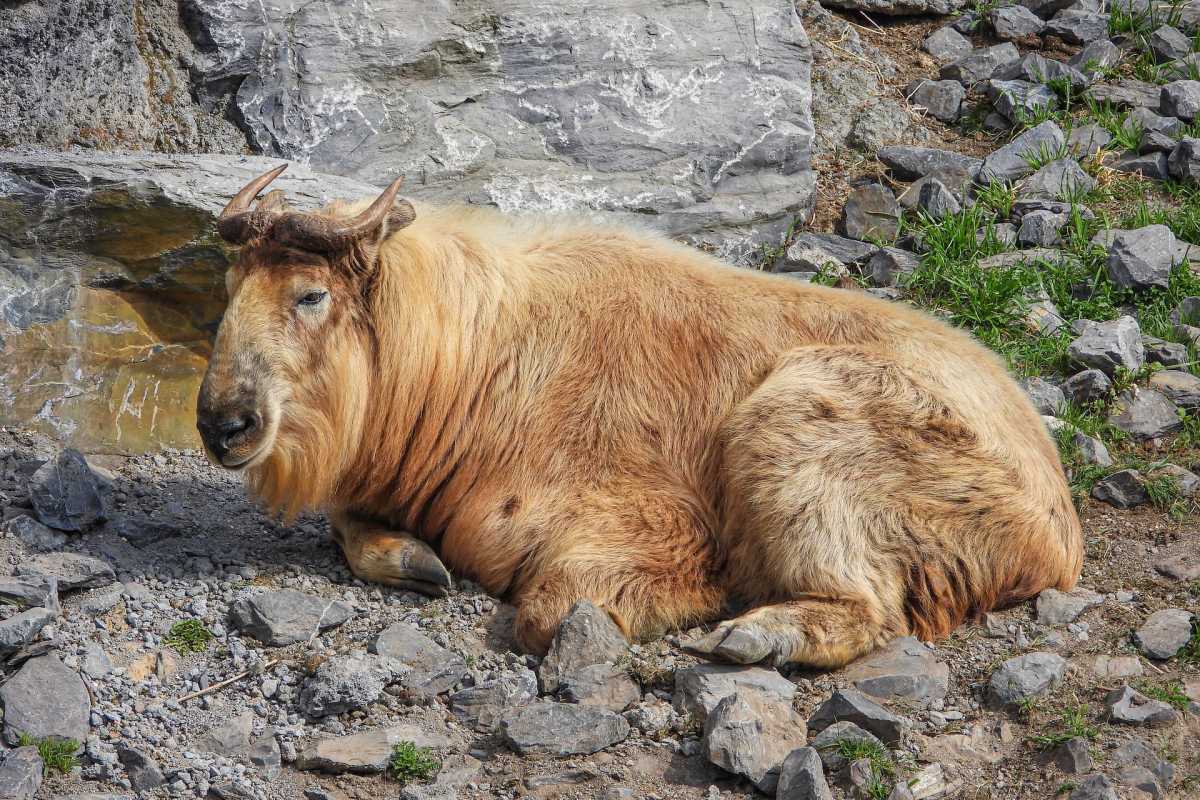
top-left (216, 164), bottom-right (289, 244)
top-left (273, 177), bottom-right (407, 252)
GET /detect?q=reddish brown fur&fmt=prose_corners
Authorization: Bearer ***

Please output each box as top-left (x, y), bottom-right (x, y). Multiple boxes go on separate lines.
top-left (198, 198), bottom-right (1083, 668)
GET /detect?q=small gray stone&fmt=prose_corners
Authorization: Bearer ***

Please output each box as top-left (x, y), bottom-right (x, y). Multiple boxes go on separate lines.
top-left (538, 600), bottom-right (628, 694)
top-left (199, 713), bottom-right (252, 757)
top-left (117, 746), bottom-right (164, 792)
top-left (877, 146), bottom-right (982, 181)
top-left (401, 754), bottom-right (481, 800)
top-left (249, 729), bottom-right (282, 781)
top-left (1020, 159), bottom-right (1096, 201)
top-left (1045, 11), bottom-right (1111, 44)
top-left (979, 120), bottom-right (1066, 183)
top-left (0, 576), bottom-right (59, 612)
top-left (1115, 151), bottom-right (1171, 181)
top-left (558, 663), bottom-right (640, 712)
top-left (898, 168), bottom-right (972, 211)
top-left (1161, 80), bottom-right (1200, 121)
top-left (909, 80), bottom-right (965, 123)
top-left (295, 725), bottom-right (451, 774)
top-left (989, 80), bottom-right (1058, 123)
top-left (780, 233), bottom-right (879, 272)
top-left (298, 653), bottom-right (409, 718)
top-left (777, 746), bottom-right (833, 800)
top-left (1036, 588), bottom-right (1104, 624)
top-left (1092, 469), bottom-right (1150, 508)
top-left (16, 552), bottom-right (114, 591)
top-left (0, 747), bottom-right (42, 800)
top-left (673, 663), bottom-right (797, 722)
top-left (1134, 608), bottom-right (1194, 659)
top-left (703, 692), bottom-right (808, 793)
top-left (0, 653), bottom-right (90, 746)
top-left (1111, 737), bottom-right (1176, 788)
top-left (1107, 225), bottom-right (1178, 290)
top-left (842, 636), bottom-right (949, 708)
top-left (372, 621), bottom-right (468, 696)
top-left (868, 248), bottom-right (919, 287)
top-left (1060, 368), bottom-right (1112, 405)
top-left (842, 184), bottom-right (901, 242)
top-left (992, 5), bottom-right (1046, 38)
top-left (810, 721), bottom-right (885, 774)
top-left (1018, 210), bottom-right (1065, 247)
top-left (1116, 766), bottom-right (1164, 800)
top-left (1068, 124), bottom-right (1112, 158)
top-left (3, 516), bottom-right (67, 551)
top-left (1067, 315), bottom-right (1144, 376)
top-left (917, 179), bottom-right (961, 220)
top-left (501, 702), bottom-right (629, 756)
top-left (986, 652), bottom-right (1067, 708)
top-left (228, 589), bottom-right (353, 647)
top-left (28, 449), bottom-right (106, 532)
top-left (979, 223), bottom-right (1019, 247)
top-left (449, 667), bottom-right (538, 732)
top-left (1154, 552), bottom-right (1200, 581)
top-left (1149, 369), bottom-right (1200, 407)
top-left (941, 43), bottom-right (1022, 85)
top-left (1105, 685), bottom-right (1181, 726)
top-left (1168, 137), bottom-right (1200, 183)
top-left (80, 642), bottom-right (112, 679)
top-left (1137, 130), bottom-right (1176, 154)
top-left (1022, 0), bottom-right (1079, 18)
top-left (1131, 107), bottom-right (1183, 135)
top-left (1108, 389), bottom-right (1182, 440)
top-left (0, 607), bottom-right (56, 656)
top-left (1144, 336), bottom-right (1189, 367)
top-left (807, 688), bottom-right (909, 745)
top-left (1070, 39), bottom-right (1122, 78)
top-left (1022, 377), bottom-right (1066, 415)
top-left (1150, 25), bottom-right (1191, 63)
top-left (1051, 737), bottom-right (1094, 774)
top-left (1087, 79), bottom-right (1161, 109)
top-left (923, 27), bottom-right (973, 63)
top-left (997, 53), bottom-right (1088, 89)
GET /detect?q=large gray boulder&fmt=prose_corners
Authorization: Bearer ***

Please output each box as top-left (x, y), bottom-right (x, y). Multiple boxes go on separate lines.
top-left (182, 0), bottom-right (816, 263)
top-left (0, 653), bottom-right (91, 746)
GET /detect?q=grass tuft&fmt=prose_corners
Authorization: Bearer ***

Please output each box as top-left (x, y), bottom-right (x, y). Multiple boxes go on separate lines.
top-left (832, 738), bottom-right (897, 800)
top-left (1136, 681), bottom-right (1190, 710)
top-left (1028, 704), bottom-right (1099, 749)
top-left (388, 741), bottom-right (440, 784)
top-left (164, 619), bottom-right (214, 654)
top-left (17, 733), bottom-right (80, 776)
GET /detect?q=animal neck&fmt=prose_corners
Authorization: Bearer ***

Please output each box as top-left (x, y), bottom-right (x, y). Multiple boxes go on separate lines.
top-left (335, 212), bottom-right (512, 533)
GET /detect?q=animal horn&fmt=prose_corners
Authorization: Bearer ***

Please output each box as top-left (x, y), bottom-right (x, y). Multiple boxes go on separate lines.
top-left (216, 163), bottom-right (289, 244)
top-left (273, 176), bottom-right (407, 252)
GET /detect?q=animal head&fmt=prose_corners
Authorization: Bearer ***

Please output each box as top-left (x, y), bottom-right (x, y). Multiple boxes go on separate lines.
top-left (196, 164), bottom-right (415, 513)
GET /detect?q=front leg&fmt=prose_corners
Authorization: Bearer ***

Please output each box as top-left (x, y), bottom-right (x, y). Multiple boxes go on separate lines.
top-left (329, 511), bottom-right (452, 597)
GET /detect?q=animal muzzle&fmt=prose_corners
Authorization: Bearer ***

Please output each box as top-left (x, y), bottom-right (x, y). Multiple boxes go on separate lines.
top-left (196, 396), bottom-right (266, 468)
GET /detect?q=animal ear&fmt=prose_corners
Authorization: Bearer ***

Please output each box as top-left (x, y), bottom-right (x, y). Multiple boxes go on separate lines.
top-left (385, 199), bottom-right (416, 234)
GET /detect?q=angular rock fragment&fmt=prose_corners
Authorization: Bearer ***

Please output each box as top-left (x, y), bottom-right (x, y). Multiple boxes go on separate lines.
top-left (986, 652), bottom-right (1066, 708)
top-left (673, 663), bottom-right (797, 721)
top-left (229, 589), bottom-right (353, 647)
top-left (1092, 469), bottom-right (1149, 509)
top-left (1036, 588), bottom-right (1104, 625)
top-left (842, 636), bottom-right (949, 708)
top-left (28, 449), bottom-right (107, 532)
top-left (1107, 389), bottom-right (1182, 440)
top-left (1105, 685), bottom-right (1181, 726)
top-left (372, 621), bottom-right (468, 695)
top-left (0, 653), bottom-right (90, 746)
top-left (703, 691), bottom-right (808, 793)
top-left (1067, 316), bottom-right (1143, 376)
top-left (1134, 608), bottom-right (1194, 659)
top-left (295, 725), bottom-right (450, 774)
top-left (501, 702), bottom-right (629, 756)
top-left (807, 688), bottom-right (909, 744)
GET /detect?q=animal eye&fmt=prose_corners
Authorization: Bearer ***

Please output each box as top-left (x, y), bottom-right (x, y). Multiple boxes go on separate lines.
top-left (298, 290), bottom-right (327, 307)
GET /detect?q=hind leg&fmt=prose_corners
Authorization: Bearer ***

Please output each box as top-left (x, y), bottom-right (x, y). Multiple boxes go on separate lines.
top-left (689, 347), bottom-right (982, 668)
top-left (329, 510), bottom-right (452, 597)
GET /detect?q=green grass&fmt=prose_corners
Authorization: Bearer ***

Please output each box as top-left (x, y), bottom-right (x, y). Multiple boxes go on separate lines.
top-left (1022, 140), bottom-right (1071, 172)
top-left (388, 741), bottom-right (440, 784)
top-left (833, 738), bottom-right (897, 800)
top-left (1028, 704), bottom-right (1099, 749)
top-left (1180, 621), bottom-right (1200, 664)
top-left (1137, 681), bottom-right (1191, 710)
top-left (1083, 99), bottom-right (1143, 151)
top-left (164, 619), bottom-right (214, 654)
top-left (17, 733), bottom-right (79, 776)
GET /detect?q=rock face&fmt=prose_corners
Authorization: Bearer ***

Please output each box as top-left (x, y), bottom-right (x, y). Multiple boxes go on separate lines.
top-left (228, 589), bottom-right (354, 647)
top-left (0, 151), bottom-right (375, 453)
top-left (0, 653), bottom-right (91, 745)
top-left (182, 0), bottom-right (816, 263)
top-left (0, 0), bottom-right (246, 152)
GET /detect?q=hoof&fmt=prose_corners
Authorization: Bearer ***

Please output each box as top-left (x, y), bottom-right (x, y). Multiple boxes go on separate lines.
top-left (682, 621), bottom-right (775, 665)
top-left (353, 535), bottom-right (452, 597)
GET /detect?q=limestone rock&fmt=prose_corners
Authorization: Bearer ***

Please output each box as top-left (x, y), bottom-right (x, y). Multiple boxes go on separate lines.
top-left (986, 652), bottom-right (1066, 708)
top-left (0, 607), bottom-right (56, 656)
top-left (1106, 226), bottom-right (1177, 290)
top-left (500, 702), bottom-right (629, 756)
top-left (673, 663), bottom-right (797, 722)
top-left (27, 449), bottom-right (106, 531)
top-left (372, 621), bottom-right (468, 696)
top-left (1107, 389), bottom-right (1182, 441)
top-left (0, 747), bottom-right (42, 800)
top-left (1067, 316), bottom-right (1144, 377)
top-left (1104, 685), bottom-right (1181, 726)
top-left (295, 725), bottom-right (451, 774)
top-left (703, 692), bottom-right (808, 793)
top-left (0, 653), bottom-right (90, 746)
top-left (1134, 608), bottom-right (1194, 659)
top-left (842, 184), bottom-right (901, 242)
top-left (1036, 588), bottom-right (1104, 625)
top-left (842, 636), bottom-right (949, 708)
top-left (16, 552), bottom-right (115, 591)
top-left (229, 589), bottom-right (353, 647)
top-left (777, 746), bottom-right (833, 800)
top-left (538, 600), bottom-right (629, 694)
top-left (807, 688), bottom-right (909, 744)
top-left (1092, 469), bottom-right (1149, 509)
top-left (979, 121), bottom-right (1066, 183)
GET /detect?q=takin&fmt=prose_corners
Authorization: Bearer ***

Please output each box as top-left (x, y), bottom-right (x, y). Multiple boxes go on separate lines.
top-left (196, 165), bottom-right (1083, 669)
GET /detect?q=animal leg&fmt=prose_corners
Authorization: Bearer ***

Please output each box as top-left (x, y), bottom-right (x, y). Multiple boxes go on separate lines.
top-left (328, 510), bottom-right (451, 597)
top-left (683, 595), bottom-right (886, 669)
top-left (510, 493), bottom-right (725, 654)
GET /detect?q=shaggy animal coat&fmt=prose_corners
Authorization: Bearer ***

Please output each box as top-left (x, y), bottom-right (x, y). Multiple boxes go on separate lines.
top-left (204, 200), bottom-right (1083, 668)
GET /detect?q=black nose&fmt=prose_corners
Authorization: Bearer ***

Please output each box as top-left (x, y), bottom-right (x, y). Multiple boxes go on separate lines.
top-left (197, 411), bottom-right (260, 456)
